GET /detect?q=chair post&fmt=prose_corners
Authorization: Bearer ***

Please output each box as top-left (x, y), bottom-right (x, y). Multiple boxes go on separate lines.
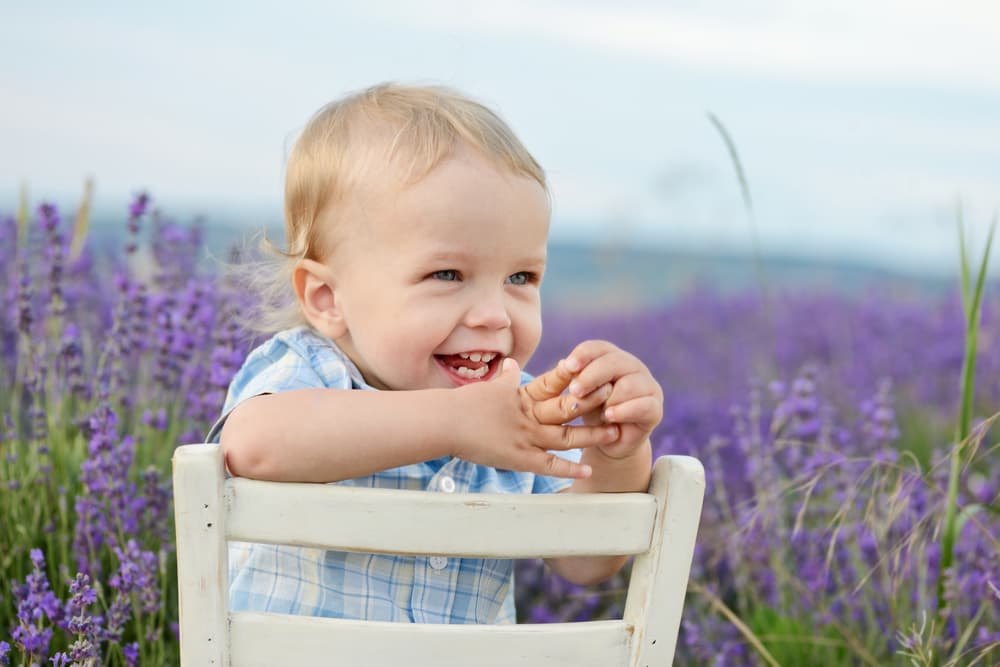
top-left (623, 455), bottom-right (705, 667)
top-left (173, 443), bottom-right (230, 666)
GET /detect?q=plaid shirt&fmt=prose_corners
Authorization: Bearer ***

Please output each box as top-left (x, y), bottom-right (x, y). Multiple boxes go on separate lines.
top-left (209, 326), bottom-right (579, 624)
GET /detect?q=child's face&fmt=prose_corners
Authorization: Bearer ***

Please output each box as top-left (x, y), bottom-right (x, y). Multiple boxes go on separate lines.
top-left (323, 143), bottom-right (549, 391)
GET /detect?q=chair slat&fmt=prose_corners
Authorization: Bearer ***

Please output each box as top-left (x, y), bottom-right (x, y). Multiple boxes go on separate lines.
top-left (229, 613), bottom-right (631, 667)
top-left (625, 456), bottom-right (705, 666)
top-left (172, 444), bottom-right (229, 666)
top-left (225, 478), bottom-right (656, 557)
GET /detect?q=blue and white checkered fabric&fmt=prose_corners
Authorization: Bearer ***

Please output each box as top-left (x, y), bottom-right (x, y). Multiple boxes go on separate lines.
top-left (209, 326), bottom-right (580, 623)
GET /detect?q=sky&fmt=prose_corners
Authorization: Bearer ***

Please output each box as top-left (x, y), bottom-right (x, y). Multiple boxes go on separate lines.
top-left (2, 0), bottom-right (998, 274)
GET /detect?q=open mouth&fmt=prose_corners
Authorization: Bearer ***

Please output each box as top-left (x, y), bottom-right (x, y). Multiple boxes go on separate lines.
top-left (434, 351), bottom-right (502, 384)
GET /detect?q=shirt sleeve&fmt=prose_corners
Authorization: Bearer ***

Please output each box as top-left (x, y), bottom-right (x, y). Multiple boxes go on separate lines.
top-left (206, 330), bottom-right (350, 442)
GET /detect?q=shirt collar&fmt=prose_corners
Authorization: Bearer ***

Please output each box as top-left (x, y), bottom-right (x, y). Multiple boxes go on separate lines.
top-left (301, 326), bottom-right (374, 391)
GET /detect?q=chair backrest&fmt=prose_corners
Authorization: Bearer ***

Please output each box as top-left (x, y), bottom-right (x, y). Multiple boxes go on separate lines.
top-left (172, 444), bottom-right (704, 667)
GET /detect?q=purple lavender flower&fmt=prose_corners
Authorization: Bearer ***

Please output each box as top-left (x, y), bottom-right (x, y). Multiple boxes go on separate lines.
top-left (861, 378), bottom-right (901, 447)
top-left (23, 357), bottom-right (50, 464)
top-left (140, 408), bottom-right (168, 431)
top-left (72, 403), bottom-right (141, 574)
top-left (11, 550), bottom-right (60, 662)
top-left (57, 324), bottom-right (90, 402)
top-left (124, 193), bottom-right (150, 255)
top-left (103, 595), bottom-right (131, 643)
top-left (140, 466), bottom-right (172, 544)
top-left (49, 651), bottom-right (71, 666)
top-left (122, 642), bottom-right (139, 666)
top-left (128, 193), bottom-right (150, 220)
top-left (37, 203), bottom-right (66, 321)
top-left (110, 540), bottom-right (161, 615)
top-left (770, 365), bottom-right (823, 443)
top-left (59, 573), bottom-right (101, 665)
top-left (16, 257), bottom-right (33, 336)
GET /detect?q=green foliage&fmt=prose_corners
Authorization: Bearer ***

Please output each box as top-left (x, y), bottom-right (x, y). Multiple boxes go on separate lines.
top-left (748, 607), bottom-right (854, 666)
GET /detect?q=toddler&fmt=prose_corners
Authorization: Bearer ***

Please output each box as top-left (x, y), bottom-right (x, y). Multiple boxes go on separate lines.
top-left (212, 83), bottom-right (662, 624)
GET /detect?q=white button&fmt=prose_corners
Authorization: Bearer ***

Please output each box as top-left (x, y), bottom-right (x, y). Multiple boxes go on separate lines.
top-left (440, 476), bottom-right (456, 493)
top-left (429, 556), bottom-right (448, 570)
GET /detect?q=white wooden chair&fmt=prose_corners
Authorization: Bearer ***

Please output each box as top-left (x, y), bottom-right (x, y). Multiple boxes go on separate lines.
top-left (172, 443), bottom-right (704, 666)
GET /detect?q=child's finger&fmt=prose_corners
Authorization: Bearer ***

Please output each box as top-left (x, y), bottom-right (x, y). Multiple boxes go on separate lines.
top-left (495, 357), bottom-right (524, 387)
top-left (561, 340), bottom-right (619, 375)
top-left (521, 358), bottom-right (574, 402)
top-left (522, 451), bottom-right (592, 479)
top-left (603, 371), bottom-right (662, 405)
top-left (602, 395), bottom-right (663, 426)
top-left (567, 352), bottom-right (644, 399)
top-left (537, 422), bottom-right (619, 452)
top-left (530, 383), bottom-right (612, 425)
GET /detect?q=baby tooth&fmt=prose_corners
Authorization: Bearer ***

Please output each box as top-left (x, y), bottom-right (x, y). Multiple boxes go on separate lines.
top-left (454, 365), bottom-right (487, 379)
top-left (469, 353), bottom-right (482, 362)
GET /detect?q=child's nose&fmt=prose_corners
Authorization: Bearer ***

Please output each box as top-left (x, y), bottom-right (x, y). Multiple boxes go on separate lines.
top-left (464, 290), bottom-right (512, 330)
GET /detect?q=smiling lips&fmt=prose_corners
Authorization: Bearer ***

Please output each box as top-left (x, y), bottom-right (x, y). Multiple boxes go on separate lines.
top-left (436, 351), bottom-right (501, 382)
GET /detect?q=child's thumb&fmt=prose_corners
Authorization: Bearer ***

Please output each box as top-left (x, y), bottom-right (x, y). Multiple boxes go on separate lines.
top-left (497, 357), bottom-right (521, 385)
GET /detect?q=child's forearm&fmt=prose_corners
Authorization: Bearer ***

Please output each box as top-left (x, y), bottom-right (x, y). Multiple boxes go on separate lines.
top-left (545, 438), bottom-right (653, 585)
top-left (220, 388), bottom-right (460, 482)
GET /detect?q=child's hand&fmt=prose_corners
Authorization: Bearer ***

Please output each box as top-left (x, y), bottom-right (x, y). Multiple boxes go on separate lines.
top-left (452, 358), bottom-right (618, 479)
top-left (558, 340), bottom-right (663, 459)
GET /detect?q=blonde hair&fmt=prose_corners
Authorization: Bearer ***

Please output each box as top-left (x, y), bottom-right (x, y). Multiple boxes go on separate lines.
top-left (235, 82), bottom-right (547, 334)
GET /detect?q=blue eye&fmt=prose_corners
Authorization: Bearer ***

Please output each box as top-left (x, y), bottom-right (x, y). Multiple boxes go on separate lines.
top-left (432, 270), bottom-right (459, 281)
top-left (506, 272), bottom-right (533, 286)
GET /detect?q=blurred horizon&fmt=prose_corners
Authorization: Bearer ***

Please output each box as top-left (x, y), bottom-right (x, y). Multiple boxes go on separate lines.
top-left (3, 191), bottom-right (991, 280)
top-left (30, 208), bottom-right (965, 316)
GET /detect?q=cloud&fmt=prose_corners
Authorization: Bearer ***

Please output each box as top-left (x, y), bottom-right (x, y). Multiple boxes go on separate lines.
top-left (363, 0), bottom-right (1000, 90)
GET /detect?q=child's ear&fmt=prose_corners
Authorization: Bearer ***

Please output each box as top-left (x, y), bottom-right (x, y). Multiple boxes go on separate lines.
top-left (292, 259), bottom-right (347, 339)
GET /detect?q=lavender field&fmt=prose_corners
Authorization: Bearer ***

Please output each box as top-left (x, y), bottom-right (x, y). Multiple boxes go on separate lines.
top-left (2, 196), bottom-right (998, 666)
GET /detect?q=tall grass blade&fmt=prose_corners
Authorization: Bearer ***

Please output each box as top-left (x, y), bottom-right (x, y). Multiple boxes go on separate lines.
top-left (706, 112), bottom-right (774, 373)
top-left (690, 580), bottom-right (784, 667)
top-left (16, 182), bottom-right (29, 250)
top-left (707, 112), bottom-right (764, 280)
top-left (938, 213), bottom-right (996, 619)
top-left (948, 605), bottom-right (988, 665)
top-left (957, 202), bottom-right (970, 317)
top-left (707, 112), bottom-right (754, 215)
top-left (959, 217), bottom-right (995, 445)
top-left (69, 177), bottom-right (95, 262)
